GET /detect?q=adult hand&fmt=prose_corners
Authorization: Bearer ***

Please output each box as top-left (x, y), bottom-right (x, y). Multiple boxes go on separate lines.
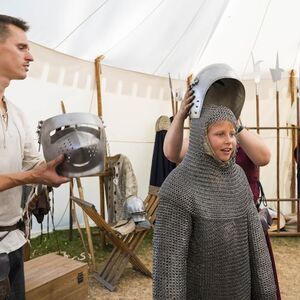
top-left (177, 86), bottom-right (194, 121)
top-left (32, 155), bottom-right (70, 187)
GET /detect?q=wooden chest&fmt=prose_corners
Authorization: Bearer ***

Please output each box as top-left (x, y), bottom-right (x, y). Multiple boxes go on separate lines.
top-left (24, 252), bottom-right (88, 300)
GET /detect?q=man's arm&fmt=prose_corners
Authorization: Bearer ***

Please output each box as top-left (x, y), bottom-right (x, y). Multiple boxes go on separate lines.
top-left (0, 155), bottom-right (70, 192)
top-left (163, 87), bottom-right (194, 163)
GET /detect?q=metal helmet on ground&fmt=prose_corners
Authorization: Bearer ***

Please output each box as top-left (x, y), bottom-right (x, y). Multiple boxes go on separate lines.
top-left (38, 112), bottom-right (105, 177)
top-left (190, 63), bottom-right (245, 119)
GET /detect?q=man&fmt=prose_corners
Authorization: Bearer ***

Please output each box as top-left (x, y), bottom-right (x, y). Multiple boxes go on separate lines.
top-left (0, 14), bottom-right (69, 299)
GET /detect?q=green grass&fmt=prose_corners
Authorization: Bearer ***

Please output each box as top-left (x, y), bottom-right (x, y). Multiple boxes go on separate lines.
top-left (29, 229), bottom-right (299, 267)
top-left (29, 227), bottom-right (153, 266)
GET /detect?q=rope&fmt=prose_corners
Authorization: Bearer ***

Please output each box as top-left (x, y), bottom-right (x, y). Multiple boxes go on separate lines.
top-left (241, 0), bottom-right (272, 78)
top-left (153, 0), bottom-right (209, 75)
top-left (103, 0), bottom-right (166, 56)
top-left (189, 0), bottom-right (229, 74)
top-left (54, 0), bottom-right (110, 49)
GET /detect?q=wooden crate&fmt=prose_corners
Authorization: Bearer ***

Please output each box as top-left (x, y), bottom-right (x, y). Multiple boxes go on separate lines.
top-left (25, 252), bottom-right (88, 300)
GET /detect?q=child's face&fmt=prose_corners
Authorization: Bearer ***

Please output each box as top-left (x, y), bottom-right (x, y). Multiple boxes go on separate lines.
top-left (207, 120), bottom-right (236, 162)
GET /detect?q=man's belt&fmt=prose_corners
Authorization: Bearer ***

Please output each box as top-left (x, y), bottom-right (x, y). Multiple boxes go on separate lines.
top-left (0, 224), bottom-right (18, 232)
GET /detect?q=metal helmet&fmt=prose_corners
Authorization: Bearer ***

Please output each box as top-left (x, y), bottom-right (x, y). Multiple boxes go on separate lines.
top-left (190, 63), bottom-right (245, 119)
top-left (124, 196), bottom-right (146, 222)
top-left (37, 112), bottom-right (105, 178)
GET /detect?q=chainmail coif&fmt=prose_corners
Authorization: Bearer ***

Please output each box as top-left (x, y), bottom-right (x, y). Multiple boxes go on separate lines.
top-left (153, 105), bottom-right (276, 300)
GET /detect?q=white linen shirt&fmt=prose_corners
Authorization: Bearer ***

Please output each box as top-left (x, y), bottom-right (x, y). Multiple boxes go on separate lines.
top-left (0, 98), bottom-right (43, 253)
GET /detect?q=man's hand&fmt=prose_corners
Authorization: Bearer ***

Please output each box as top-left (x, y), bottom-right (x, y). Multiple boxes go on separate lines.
top-left (177, 86), bottom-right (195, 121)
top-left (0, 155), bottom-right (70, 192)
top-left (31, 155), bottom-right (70, 187)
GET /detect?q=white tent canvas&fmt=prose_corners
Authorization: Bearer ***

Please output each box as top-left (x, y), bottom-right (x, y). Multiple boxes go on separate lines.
top-left (2, 0), bottom-right (300, 79)
top-left (0, 0), bottom-right (298, 233)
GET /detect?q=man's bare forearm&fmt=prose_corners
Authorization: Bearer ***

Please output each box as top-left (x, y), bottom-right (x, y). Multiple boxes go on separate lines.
top-left (0, 171), bottom-right (37, 191)
top-left (0, 155), bottom-right (69, 192)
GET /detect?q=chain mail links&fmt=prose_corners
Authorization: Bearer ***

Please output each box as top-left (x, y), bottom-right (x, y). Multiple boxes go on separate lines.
top-left (153, 196), bottom-right (192, 299)
top-left (153, 105), bottom-right (276, 299)
top-left (248, 205), bottom-right (277, 299)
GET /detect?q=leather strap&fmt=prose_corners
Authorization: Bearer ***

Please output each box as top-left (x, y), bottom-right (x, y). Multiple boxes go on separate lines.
top-left (0, 224), bottom-right (18, 232)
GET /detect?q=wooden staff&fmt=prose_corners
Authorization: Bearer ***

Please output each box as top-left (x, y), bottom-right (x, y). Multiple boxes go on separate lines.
top-left (252, 54), bottom-right (262, 134)
top-left (168, 73), bottom-right (175, 116)
top-left (270, 53), bottom-right (283, 232)
top-left (256, 94), bottom-right (260, 134)
top-left (276, 88), bottom-right (280, 232)
top-left (61, 101), bottom-right (96, 269)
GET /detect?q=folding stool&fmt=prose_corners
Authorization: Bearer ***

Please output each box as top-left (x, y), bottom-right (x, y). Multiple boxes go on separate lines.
top-left (71, 191), bottom-right (158, 291)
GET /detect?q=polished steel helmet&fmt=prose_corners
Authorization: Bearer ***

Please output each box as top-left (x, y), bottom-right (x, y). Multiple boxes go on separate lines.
top-left (124, 196), bottom-right (146, 222)
top-left (38, 112), bottom-right (105, 178)
top-left (190, 63), bottom-right (245, 119)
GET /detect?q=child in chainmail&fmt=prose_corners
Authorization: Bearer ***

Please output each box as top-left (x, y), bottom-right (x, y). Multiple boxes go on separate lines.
top-left (153, 104), bottom-right (276, 300)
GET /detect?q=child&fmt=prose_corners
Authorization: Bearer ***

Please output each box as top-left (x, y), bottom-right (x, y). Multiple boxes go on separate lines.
top-left (153, 104), bottom-right (276, 299)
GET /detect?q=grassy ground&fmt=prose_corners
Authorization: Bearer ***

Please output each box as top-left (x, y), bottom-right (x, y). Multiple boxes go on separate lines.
top-left (30, 228), bottom-right (299, 260)
top-left (29, 227), bottom-right (153, 265)
top-left (29, 229), bottom-right (299, 264)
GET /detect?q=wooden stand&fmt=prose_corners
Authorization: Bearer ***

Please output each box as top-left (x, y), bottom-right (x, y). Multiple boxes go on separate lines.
top-left (25, 253), bottom-right (88, 300)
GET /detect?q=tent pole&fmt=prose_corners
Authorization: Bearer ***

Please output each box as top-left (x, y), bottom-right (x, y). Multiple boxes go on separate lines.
top-left (95, 55), bottom-right (105, 117)
top-left (94, 55), bottom-right (107, 247)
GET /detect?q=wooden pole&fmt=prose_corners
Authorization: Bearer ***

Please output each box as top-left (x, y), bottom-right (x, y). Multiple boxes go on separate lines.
top-left (94, 55), bottom-right (107, 247)
top-left (61, 100), bottom-right (96, 269)
top-left (69, 180), bottom-right (73, 241)
top-left (276, 90), bottom-right (280, 232)
top-left (255, 94), bottom-right (260, 134)
top-left (76, 178), bottom-right (96, 269)
top-left (60, 101), bottom-right (75, 242)
top-left (297, 85), bottom-right (300, 232)
top-left (95, 55), bottom-right (105, 117)
top-left (168, 73), bottom-right (175, 117)
top-left (186, 74), bottom-right (193, 129)
top-left (290, 70), bottom-right (296, 212)
top-left (69, 179), bottom-right (90, 260)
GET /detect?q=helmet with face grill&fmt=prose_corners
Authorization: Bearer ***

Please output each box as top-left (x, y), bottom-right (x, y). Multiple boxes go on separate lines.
top-left (38, 112), bottom-right (105, 177)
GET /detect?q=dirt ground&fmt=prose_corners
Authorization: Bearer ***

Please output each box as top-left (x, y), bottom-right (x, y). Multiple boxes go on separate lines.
top-left (87, 237), bottom-right (300, 300)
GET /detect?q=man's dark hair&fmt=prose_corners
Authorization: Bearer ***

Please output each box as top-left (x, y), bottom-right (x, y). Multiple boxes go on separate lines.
top-left (0, 14), bottom-right (29, 42)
